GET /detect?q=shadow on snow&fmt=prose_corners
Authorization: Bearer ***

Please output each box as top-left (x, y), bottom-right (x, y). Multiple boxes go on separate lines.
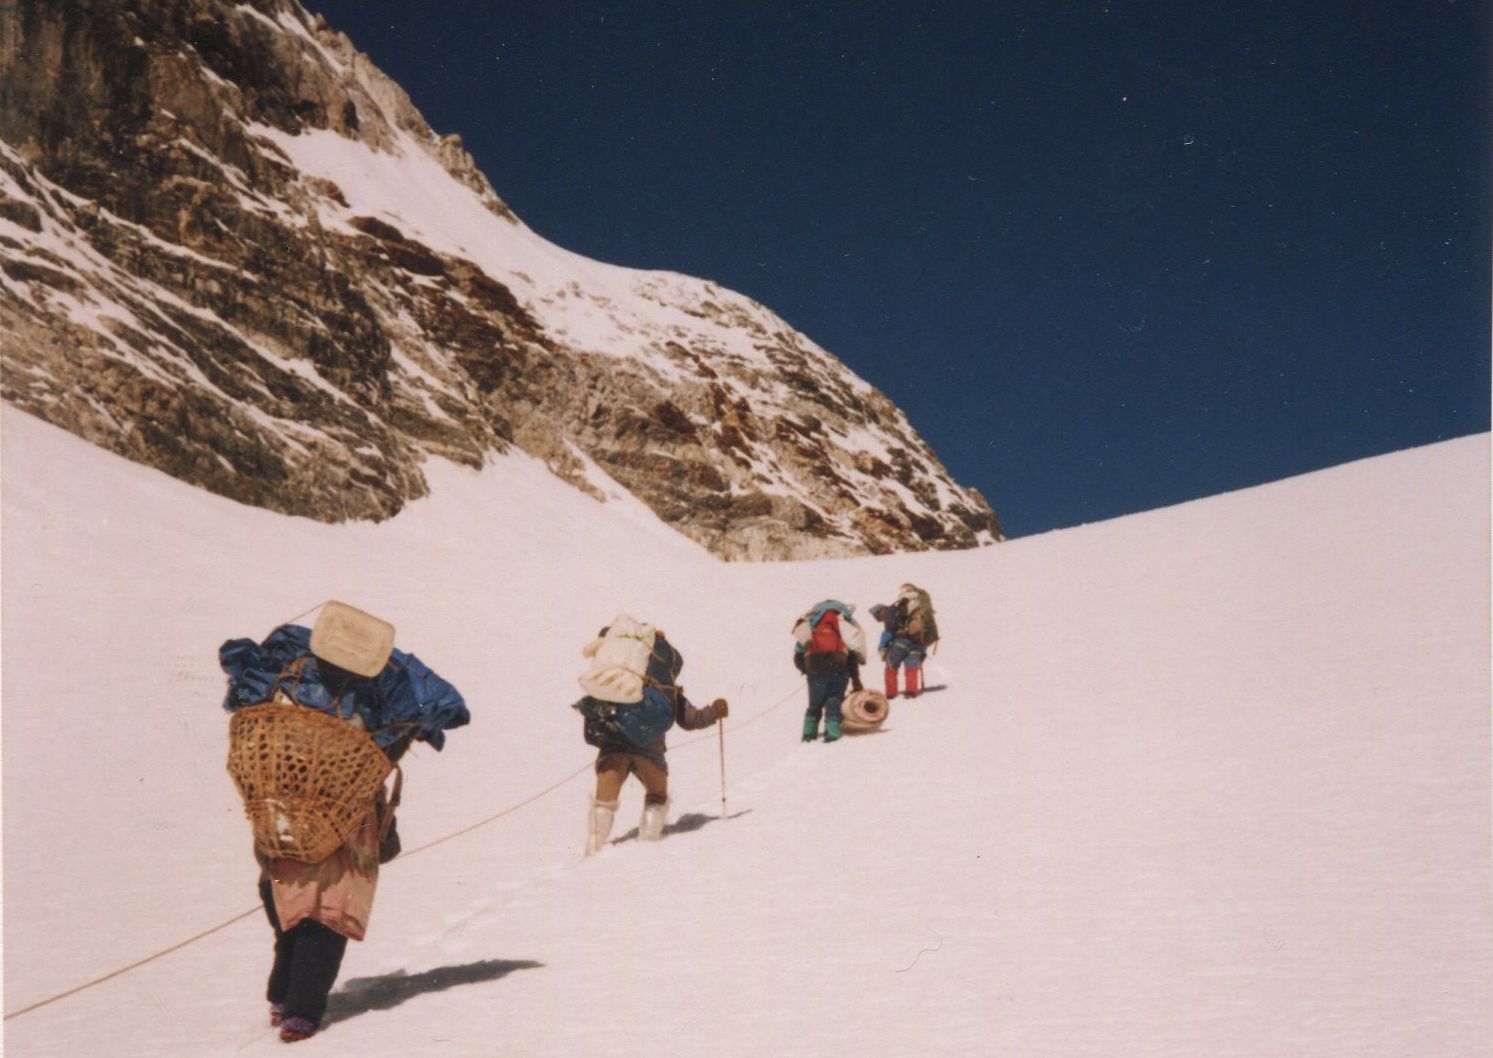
top-left (612, 808), bottom-right (754, 845)
top-left (325, 958), bottom-right (544, 1025)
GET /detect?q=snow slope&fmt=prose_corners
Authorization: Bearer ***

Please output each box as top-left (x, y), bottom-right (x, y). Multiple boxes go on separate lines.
top-left (2, 407), bottom-right (1489, 1057)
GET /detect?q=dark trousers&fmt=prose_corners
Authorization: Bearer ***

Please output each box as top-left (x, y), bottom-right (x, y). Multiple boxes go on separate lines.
top-left (259, 877), bottom-right (348, 1026)
top-left (805, 671), bottom-right (850, 724)
top-left (886, 643), bottom-right (925, 670)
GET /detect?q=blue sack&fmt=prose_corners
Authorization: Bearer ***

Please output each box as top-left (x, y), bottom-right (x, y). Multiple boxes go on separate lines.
top-left (576, 686), bottom-right (676, 749)
top-left (219, 624), bottom-right (470, 751)
top-left (613, 686), bottom-right (676, 747)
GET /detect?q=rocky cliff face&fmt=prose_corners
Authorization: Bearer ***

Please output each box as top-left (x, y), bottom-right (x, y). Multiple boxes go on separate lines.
top-left (0, 0), bottom-right (1002, 559)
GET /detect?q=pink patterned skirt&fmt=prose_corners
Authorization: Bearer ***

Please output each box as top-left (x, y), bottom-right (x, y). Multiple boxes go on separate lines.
top-left (263, 804), bottom-right (381, 941)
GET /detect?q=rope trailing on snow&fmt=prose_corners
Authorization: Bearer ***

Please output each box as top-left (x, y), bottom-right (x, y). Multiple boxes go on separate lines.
top-left (3, 680), bottom-right (803, 1021)
top-left (400, 681), bottom-right (801, 859)
top-left (399, 759), bottom-right (596, 859)
top-left (2, 908), bottom-right (263, 1021)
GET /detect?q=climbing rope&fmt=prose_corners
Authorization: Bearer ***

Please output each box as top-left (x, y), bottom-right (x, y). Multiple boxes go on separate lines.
top-left (3, 679), bottom-right (803, 1021)
top-left (2, 909), bottom-right (263, 1021)
top-left (402, 682), bottom-right (800, 858)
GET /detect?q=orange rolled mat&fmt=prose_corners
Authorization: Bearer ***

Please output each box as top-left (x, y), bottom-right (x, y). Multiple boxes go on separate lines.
top-left (840, 689), bottom-right (890, 732)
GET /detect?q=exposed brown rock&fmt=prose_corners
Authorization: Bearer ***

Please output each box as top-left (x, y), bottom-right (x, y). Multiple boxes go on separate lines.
top-left (0, 0), bottom-right (1003, 559)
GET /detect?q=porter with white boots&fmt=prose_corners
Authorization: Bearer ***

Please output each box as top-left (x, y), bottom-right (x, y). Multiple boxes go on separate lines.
top-left (584, 797), bottom-right (671, 854)
top-left (585, 798), bottom-right (618, 855)
top-left (572, 617), bottom-right (729, 856)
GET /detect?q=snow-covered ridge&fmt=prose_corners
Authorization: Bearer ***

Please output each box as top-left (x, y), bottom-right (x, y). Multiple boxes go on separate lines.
top-left (0, 0), bottom-right (1000, 558)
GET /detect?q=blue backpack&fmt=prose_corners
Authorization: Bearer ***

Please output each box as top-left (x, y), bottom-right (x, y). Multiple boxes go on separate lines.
top-left (613, 687), bottom-right (676, 746)
top-left (576, 686), bottom-right (676, 748)
top-left (575, 633), bottom-right (683, 748)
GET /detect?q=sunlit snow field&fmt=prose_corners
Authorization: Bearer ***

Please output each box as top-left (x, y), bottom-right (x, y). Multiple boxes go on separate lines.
top-left (3, 409), bottom-right (1489, 1057)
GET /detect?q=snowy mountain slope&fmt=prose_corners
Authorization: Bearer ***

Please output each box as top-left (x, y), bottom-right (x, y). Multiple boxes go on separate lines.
top-left (0, 0), bottom-right (1000, 560)
top-left (3, 408), bottom-right (1488, 1056)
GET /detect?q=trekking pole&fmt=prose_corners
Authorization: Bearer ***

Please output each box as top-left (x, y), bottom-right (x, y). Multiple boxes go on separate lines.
top-left (717, 718), bottom-right (728, 820)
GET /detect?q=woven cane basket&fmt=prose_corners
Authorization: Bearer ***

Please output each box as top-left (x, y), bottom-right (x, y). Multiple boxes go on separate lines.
top-left (227, 702), bottom-right (393, 863)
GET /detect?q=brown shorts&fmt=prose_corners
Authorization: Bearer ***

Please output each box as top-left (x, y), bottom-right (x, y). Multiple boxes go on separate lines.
top-left (594, 753), bottom-right (668, 805)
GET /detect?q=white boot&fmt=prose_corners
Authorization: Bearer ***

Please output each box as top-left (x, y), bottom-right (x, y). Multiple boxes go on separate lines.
top-left (639, 800), bottom-right (669, 842)
top-left (585, 798), bottom-right (618, 855)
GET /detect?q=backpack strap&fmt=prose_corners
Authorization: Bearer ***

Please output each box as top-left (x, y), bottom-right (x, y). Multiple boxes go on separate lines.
top-left (269, 655), bottom-right (310, 705)
top-left (377, 765), bottom-right (403, 843)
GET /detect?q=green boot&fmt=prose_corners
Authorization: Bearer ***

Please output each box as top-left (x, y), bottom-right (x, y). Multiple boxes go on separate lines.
top-left (801, 715), bottom-right (820, 741)
top-left (824, 719), bottom-right (842, 743)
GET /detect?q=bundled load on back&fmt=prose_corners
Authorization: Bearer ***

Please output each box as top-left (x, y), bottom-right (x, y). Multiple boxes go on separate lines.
top-left (573, 614), bottom-right (680, 748)
top-left (897, 583), bottom-right (939, 650)
top-left (220, 601), bottom-right (470, 862)
top-left (791, 599), bottom-right (868, 676)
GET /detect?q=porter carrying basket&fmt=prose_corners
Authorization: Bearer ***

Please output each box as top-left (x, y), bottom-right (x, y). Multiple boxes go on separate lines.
top-left (227, 701), bottom-right (394, 863)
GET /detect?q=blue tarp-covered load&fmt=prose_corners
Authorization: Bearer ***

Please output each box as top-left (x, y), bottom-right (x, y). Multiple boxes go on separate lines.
top-left (220, 625), bottom-right (470, 751)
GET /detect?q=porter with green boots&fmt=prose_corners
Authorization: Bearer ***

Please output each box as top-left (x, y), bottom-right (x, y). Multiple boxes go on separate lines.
top-left (790, 600), bottom-right (867, 742)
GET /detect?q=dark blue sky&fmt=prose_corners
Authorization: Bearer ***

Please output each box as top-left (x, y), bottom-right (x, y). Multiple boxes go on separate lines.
top-left (309, 0), bottom-right (1489, 537)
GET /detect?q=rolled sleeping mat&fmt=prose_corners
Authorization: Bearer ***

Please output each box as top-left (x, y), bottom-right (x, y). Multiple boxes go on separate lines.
top-left (840, 689), bottom-right (890, 732)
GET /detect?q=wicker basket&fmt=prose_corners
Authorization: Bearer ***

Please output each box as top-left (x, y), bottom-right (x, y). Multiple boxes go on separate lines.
top-left (227, 701), bottom-right (393, 863)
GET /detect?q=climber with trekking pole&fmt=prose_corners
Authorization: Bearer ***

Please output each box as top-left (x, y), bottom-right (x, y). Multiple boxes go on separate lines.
top-left (572, 615), bottom-right (728, 854)
top-left (220, 601), bottom-right (470, 1044)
